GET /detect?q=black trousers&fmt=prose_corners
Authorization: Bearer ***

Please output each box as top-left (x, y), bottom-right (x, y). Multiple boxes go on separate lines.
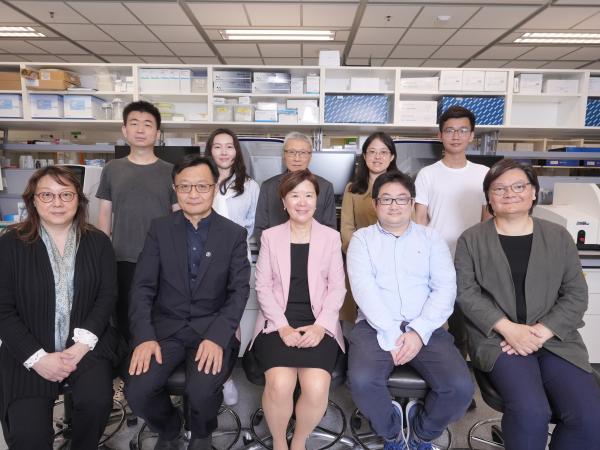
top-left (125, 326), bottom-right (239, 440)
top-left (116, 261), bottom-right (137, 344)
top-left (3, 359), bottom-right (113, 450)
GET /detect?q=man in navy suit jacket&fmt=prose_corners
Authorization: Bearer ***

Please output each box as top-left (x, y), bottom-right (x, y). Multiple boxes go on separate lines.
top-left (125, 155), bottom-right (250, 450)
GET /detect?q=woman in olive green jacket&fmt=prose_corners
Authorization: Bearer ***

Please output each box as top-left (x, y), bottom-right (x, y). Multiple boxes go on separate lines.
top-left (455, 159), bottom-right (600, 450)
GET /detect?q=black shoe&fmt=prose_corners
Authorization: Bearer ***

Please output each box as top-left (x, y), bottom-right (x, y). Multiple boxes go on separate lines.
top-left (154, 435), bottom-right (182, 450)
top-left (468, 398), bottom-right (477, 411)
top-left (188, 437), bottom-right (212, 450)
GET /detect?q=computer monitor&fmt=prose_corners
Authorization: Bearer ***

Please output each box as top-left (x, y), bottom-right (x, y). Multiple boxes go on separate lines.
top-left (239, 138), bottom-right (285, 186)
top-left (393, 140), bottom-right (443, 177)
top-left (308, 151), bottom-right (356, 196)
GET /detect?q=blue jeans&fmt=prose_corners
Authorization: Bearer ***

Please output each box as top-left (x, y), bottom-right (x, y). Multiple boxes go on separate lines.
top-left (489, 349), bottom-right (600, 450)
top-left (347, 320), bottom-right (474, 441)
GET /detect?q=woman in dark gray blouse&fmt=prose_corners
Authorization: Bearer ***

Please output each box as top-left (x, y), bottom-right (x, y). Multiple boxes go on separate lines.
top-left (455, 159), bottom-right (600, 450)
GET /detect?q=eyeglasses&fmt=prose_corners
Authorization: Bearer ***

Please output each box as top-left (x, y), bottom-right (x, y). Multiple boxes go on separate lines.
top-left (35, 191), bottom-right (76, 203)
top-left (489, 182), bottom-right (531, 196)
top-left (442, 127), bottom-right (471, 137)
top-left (174, 183), bottom-right (215, 194)
top-left (376, 196), bottom-right (412, 206)
top-left (284, 150), bottom-right (312, 158)
top-left (365, 149), bottom-right (391, 158)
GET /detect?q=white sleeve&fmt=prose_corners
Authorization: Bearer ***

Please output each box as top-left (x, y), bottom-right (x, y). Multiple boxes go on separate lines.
top-left (24, 348), bottom-right (48, 369)
top-left (72, 328), bottom-right (99, 350)
top-left (414, 169), bottom-right (429, 206)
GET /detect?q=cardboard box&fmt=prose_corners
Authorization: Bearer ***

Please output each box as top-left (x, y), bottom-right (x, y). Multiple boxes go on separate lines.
top-left (278, 109), bottom-right (298, 124)
top-left (213, 104), bottom-right (234, 121)
top-left (255, 109), bottom-right (277, 122)
top-left (213, 79), bottom-right (252, 93)
top-left (399, 77), bottom-right (438, 92)
top-left (543, 79), bottom-right (579, 95)
top-left (439, 70), bottom-right (463, 91)
top-left (30, 94), bottom-right (63, 118)
top-left (253, 72), bottom-right (290, 83)
top-left (484, 71), bottom-right (508, 92)
top-left (139, 68), bottom-right (183, 93)
top-left (462, 71), bottom-right (485, 91)
top-left (234, 104), bottom-right (253, 122)
top-left (306, 75), bottom-right (320, 94)
top-left (0, 94), bottom-right (22, 117)
top-left (438, 96), bottom-right (504, 125)
top-left (213, 70), bottom-right (252, 81)
top-left (515, 73), bottom-right (543, 94)
top-left (350, 77), bottom-right (380, 91)
top-left (324, 94), bottom-right (390, 123)
top-left (0, 71), bottom-right (21, 90)
top-left (291, 78), bottom-right (304, 95)
top-left (398, 100), bottom-right (437, 124)
top-left (319, 50), bottom-right (340, 67)
top-left (252, 81), bottom-right (290, 94)
top-left (63, 95), bottom-right (104, 119)
top-left (25, 69), bottom-right (80, 91)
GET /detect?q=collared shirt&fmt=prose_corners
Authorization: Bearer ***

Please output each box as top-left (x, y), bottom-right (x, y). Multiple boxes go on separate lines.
top-left (346, 221), bottom-right (456, 351)
top-left (186, 212), bottom-right (212, 290)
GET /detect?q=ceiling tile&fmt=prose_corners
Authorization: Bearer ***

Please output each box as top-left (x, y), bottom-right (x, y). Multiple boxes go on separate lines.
top-left (345, 58), bottom-right (371, 66)
top-left (463, 6), bottom-right (537, 29)
top-left (302, 43), bottom-right (345, 58)
top-left (8, 1), bottom-right (88, 24)
top-left (582, 62), bottom-right (600, 69)
top-left (477, 45), bottom-right (534, 59)
top-left (445, 28), bottom-right (505, 46)
top-left (302, 4), bottom-right (357, 27)
top-left (85, 41), bottom-right (132, 55)
top-left (572, 12), bottom-right (600, 30)
top-left (224, 58), bottom-right (263, 65)
top-left (122, 42), bottom-right (173, 56)
top-left (215, 43), bottom-right (260, 57)
top-left (0, 40), bottom-right (46, 53)
top-left (149, 26), bottom-right (204, 43)
top-left (58, 54), bottom-right (103, 63)
top-left (125, 2), bottom-right (191, 26)
top-left (98, 25), bottom-right (158, 42)
top-left (421, 59), bottom-right (463, 68)
top-left (181, 57), bottom-right (220, 64)
top-left (503, 60), bottom-right (545, 69)
top-left (105, 55), bottom-right (144, 63)
top-left (335, 31), bottom-right (350, 41)
top-left (390, 45), bottom-right (438, 59)
top-left (50, 24), bottom-right (113, 41)
top-left (0, 55), bottom-right (29, 62)
top-left (302, 58), bottom-right (318, 66)
top-left (412, 6), bottom-right (479, 28)
top-left (430, 45), bottom-right (483, 59)
top-left (263, 58), bottom-right (302, 66)
top-left (67, 1), bottom-right (139, 24)
top-left (141, 56), bottom-right (183, 64)
top-left (246, 4), bottom-right (301, 27)
top-left (361, 5), bottom-right (422, 28)
top-left (560, 47), bottom-right (598, 60)
top-left (384, 59), bottom-right (425, 67)
top-left (0, 3), bottom-right (35, 22)
top-left (165, 43), bottom-right (213, 57)
top-left (522, 6), bottom-right (598, 29)
top-left (518, 46), bottom-right (579, 60)
top-left (354, 28), bottom-right (405, 45)
top-left (259, 44), bottom-right (301, 58)
top-left (204, 29), bottom-right (223, 40)
top-left (369, 59), bottom-right (385, 67)
top-left (463, 59), bottom-right (507, 68)
top-left (501, 32), bottom-right (525, 44)
top-left (540, 60), bottom-right (588, 69)
top-left (401, 28), bottom-right (456, 45)
top-left (24, 54), bottom-right (66, 62)
top-left (188, 3), bottom-right (249, 27)
top-left (349, 44), bottom-right (393, 58)
top-left (31, 40), bottom-right (85, 54)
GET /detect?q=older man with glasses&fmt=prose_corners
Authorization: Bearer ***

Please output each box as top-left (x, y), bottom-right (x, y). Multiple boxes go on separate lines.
top-left (346, 170), bottom-right (474, 450)
top-left (253, 131), bottom-right (337, 245)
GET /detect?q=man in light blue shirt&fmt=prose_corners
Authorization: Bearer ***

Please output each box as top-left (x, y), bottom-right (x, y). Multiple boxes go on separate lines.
top-left (347, 171), bottom-right (473, 450)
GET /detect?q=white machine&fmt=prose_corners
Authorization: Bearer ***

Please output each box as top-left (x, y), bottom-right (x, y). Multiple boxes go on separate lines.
top-left (533, 183), bottom-right (600, 248)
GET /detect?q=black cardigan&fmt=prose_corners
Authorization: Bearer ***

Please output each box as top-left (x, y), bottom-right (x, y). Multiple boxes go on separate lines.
top-left (0, 228), bottom-right (125, 419)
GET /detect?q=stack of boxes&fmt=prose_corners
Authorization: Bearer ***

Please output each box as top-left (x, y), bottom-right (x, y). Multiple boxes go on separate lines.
top-left (0, 70), bottom-right (22, 117)
top-left (139, 68), bottom-right (194, 93)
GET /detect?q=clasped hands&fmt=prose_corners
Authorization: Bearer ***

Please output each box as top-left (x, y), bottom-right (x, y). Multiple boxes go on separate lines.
top-left (129, 339), bottom-right (224, 376)
top-left (32, 342), bottom-right (90, 383)
top-left (278, 324), bottom-right (325, 348)
top-left (495, 318), bottom-right (554, 356)
top-left (390, 330), bottom-right (423, 366)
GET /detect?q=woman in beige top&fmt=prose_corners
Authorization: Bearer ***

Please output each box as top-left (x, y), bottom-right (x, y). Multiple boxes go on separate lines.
top-left (339, 132), bottom-right (397, 321)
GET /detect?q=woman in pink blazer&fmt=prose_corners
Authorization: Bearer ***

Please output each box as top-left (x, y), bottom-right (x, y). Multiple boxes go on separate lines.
top-left (250, 169), bottom-right (346, 450)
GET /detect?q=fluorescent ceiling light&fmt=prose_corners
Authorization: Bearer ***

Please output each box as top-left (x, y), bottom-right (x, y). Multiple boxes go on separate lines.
top-left (221, 29), bottom-right (334, 41)
top-left (0, 26), bottom-right (45, 37)
top-left (515, 32), bottom-right (600, 44)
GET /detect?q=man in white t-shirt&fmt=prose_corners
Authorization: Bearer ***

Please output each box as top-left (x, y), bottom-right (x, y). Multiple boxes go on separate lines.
top-left (415, 106), bottom-right (490, 364)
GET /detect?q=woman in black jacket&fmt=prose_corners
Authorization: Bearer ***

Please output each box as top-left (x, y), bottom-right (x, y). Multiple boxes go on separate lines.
top-left (0, 166), bottom-right (124, 449)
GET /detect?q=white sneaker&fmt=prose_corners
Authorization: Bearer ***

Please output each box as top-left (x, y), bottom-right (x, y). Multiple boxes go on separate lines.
top-left (223, 379), bottom-right (238, 406)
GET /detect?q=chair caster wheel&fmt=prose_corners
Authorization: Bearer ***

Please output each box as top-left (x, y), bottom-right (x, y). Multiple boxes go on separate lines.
top-left (243, 431), bottom-right (254, 445)
top-left (491, 425), bottom-right (504, 445)
top-left (127, 417), bottom-right (138, 427)
top-left (252, 411), bottom-right (264, 427)
top-left (351, 416), bottom-right (362, 430)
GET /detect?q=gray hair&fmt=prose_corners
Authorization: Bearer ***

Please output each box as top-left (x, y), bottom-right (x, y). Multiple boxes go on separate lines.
top-left (283, 131), bottom-right (313, 151)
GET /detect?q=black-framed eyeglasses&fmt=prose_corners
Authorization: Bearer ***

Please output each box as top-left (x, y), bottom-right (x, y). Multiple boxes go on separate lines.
top-left (442, 127), bottom-right (471, 137)
top-left (376, 196), bottom-right (413, 206)
top-left (284, 150), bottom-right (312, 158)
top-left (173, 183), bottom-right (215, 194)
top-left (490, 182), bottom-right (531, 196)
top-left (35, 191), bottom-right (76, 203)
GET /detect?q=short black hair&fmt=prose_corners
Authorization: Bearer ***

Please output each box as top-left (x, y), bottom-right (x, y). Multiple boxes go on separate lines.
top-left (172, 155), bottom-right (219, 183)
top-left (123, 100), bottom-right (161, 129)
top-left (372, 170), bottom-right (415, 199)
top-left (483, 158), bottom-right (539, 215)
top-left (439, 105), bottom-right (476, 132)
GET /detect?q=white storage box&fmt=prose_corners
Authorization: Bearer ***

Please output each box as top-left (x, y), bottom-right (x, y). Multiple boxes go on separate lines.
top-left (306, 75), bottom-right (320, 94)
top-left (63, 95), bottom-right (104, 119)
top-left (589, 77), bottom-right (600, 96)
top-left (30, 94), bottom-right (63, 118)
top-left (350, 77), bottom-right (380, 91)
top-left (439, 70), bottom-right (463, 91)
top-left (462, 71), bottom-right (485, 91)
top-left (213, 104), bottom-right (233, 122)
top-left (291, 78), bottom-right (304, 95)
top-left (399, 77), bottom-right (438, 92)
top-left (484, 71), bottom-right (508, 92)
top-left (398, 101), bottom-right (437, 125)
top-left (278, 109), bottom-right (298, 124)
top-left (287, 99), bottom-right (319, 124)
top-left (0, 94), bottom-right (22, 118)
top-left (515, 73), bottom-right (543, 94)
top-left (319, 50), bottom-right (340, 67)
top-left (139, 68), bottom-right (182, 93)
top-left (255, 109), bottom-right (277, 122)
top-left (234, 104), bottom-right (253, 122)
top-left (543, 79), bottom-right (579, 95)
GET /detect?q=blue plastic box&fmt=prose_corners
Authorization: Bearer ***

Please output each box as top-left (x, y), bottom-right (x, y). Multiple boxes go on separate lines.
top-left (438, 96), bottom-right (505, 125)
top-left (585, 98), bottom-right (600, 126)
top-left (324, 94), bottom-right (390, 123)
